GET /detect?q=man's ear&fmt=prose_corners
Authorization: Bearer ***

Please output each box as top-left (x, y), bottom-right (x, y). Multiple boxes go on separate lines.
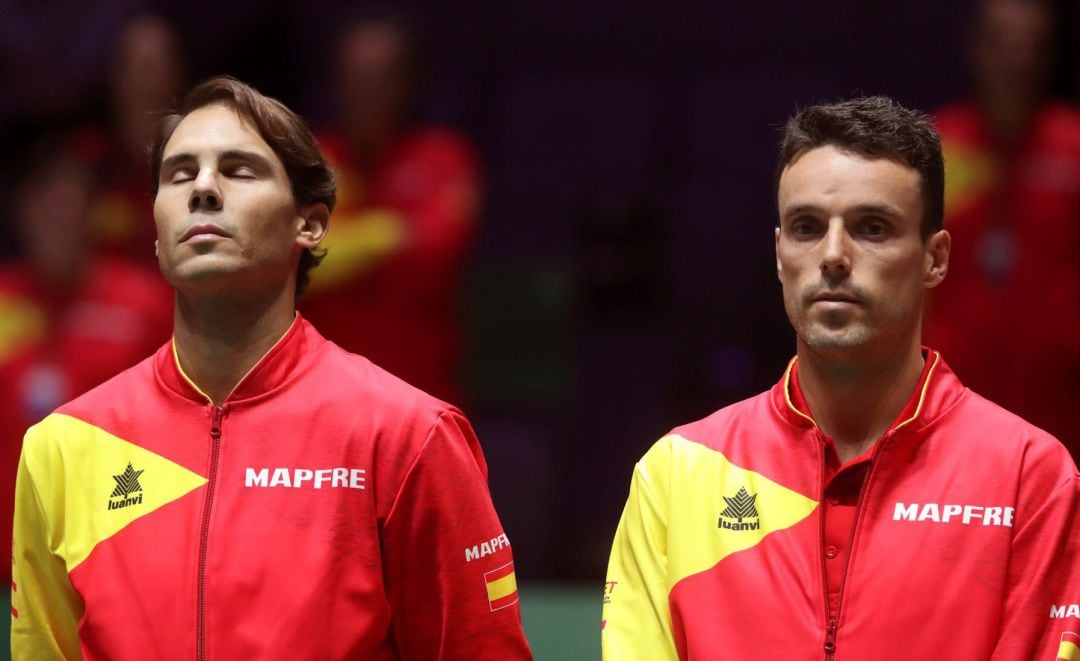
top-left (924, 229), bottom-right (950, 289)
top-left (296, 203), bottom-right (329, 249)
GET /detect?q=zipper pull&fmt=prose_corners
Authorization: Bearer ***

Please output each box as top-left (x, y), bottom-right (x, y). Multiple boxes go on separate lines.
top-left (210, 406), bottom-right (224, 440)
top-left (824, 618), bottom-right (838, 658)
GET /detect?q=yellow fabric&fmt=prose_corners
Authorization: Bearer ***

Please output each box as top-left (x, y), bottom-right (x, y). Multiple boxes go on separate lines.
top-left (0, 295), bottom-right (45, 363)
top-left (11, 414), bottom-right (207, 659)
top-left (942, 143), bottom-right (995, 215)
top-left (486, 573), bottom-right (518, 602)
top-left (11, 442), bottom-right (83, 660)
top-left (307, 210), bottom-right (405, 291)
top-left (602, 434), bottom-right (819, 660)
top-left (1060, 639), bottom-right (1080, 661)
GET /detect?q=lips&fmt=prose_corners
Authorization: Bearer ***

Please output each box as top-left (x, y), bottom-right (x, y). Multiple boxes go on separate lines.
top-left (811, 290), bottom-right (861, 305)
top-left (180, 223), bottom-right (231, 243)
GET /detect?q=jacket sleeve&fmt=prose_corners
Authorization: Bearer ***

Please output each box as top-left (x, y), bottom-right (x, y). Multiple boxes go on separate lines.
top-left (380, 410), bottom-right (532, 660)
top-left (990, 468), bottom-right (1080, 660)
top-left (11, 425), bottom-right (83, 660)
top-left (602, 438), bottom-right (679, 661)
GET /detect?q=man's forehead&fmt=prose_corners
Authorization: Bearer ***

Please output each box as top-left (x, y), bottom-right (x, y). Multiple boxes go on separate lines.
top-left (163, 104), bottom-right (274, 159)
top-left (778, 145), bottom-right (922, 213)
top-left (780, 147), bottom-right (919, 191)
top-left (783, 145), bottom-right (915, 174)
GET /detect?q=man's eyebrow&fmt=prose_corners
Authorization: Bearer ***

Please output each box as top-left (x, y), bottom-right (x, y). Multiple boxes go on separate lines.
top-left (850, 203), bottom-right (902, 218)
top-left (160, 153), bottom-right (195, 174)
top-left (219, 149), bottom-right (274, 170)
top-left (781, 203), bottom-right (825, 218)
top-left (781, 203), bottom-right (903, 218)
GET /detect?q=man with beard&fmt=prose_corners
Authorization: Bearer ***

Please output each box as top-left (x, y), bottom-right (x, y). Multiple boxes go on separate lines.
top-left (11, 76), bottom-right (530, 660)
top-left (603, 96), bottom-right (1079, 660)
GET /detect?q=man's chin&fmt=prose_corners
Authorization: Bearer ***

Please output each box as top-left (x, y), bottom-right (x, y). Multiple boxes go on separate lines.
top-left (163, 260), bottom-right (244, 292)
top-left (801, 326), bottom-right (872, 354)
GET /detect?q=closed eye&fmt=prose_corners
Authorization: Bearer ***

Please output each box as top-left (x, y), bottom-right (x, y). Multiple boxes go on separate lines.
top-left (225, 166), bottom-right (257, 179)
top-left (169, 168), bottom-right (196, 184)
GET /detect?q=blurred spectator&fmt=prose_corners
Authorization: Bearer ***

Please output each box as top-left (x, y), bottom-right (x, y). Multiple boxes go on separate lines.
top-left (301, 12), bottom-right (481, 403)
top-left (0, 0), bottom-right (130, 122)
top-left (0, 131), bottom-right (173, 582)
top-left (925, 0), bottom-right (1080, 457)
top-left (75, 12), bottom-right (187, 265)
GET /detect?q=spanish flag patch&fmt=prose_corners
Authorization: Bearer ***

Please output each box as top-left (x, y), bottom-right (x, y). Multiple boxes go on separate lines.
top-left (1059, 631), bottom-right (1080, 660)
top-left (484, 561), bottom-right (519, 611)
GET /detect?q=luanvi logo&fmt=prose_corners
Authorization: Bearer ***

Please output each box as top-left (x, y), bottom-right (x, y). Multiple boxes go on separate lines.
top-left (718, 486), bottom-right (760, 531)
top-left (108, 462), bottom-right (144, 511)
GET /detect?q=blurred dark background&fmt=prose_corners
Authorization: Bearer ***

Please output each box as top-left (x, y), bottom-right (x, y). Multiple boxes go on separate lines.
top-left (2, 0), bottom-right (1079, 603)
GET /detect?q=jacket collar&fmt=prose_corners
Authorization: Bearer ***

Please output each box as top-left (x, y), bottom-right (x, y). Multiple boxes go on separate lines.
top-left (772, 348), bottom-right (964, 434)
top-left (155, 313), bottom-right (316, 405)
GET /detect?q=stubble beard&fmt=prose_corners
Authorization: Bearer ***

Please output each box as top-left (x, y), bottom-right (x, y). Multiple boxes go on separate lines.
top-left (787, 293), bottom-right (876, 358)
top-left (799, 322), bottom-right (874, 355)
top-left (791, 296), bottom-right (921, 363)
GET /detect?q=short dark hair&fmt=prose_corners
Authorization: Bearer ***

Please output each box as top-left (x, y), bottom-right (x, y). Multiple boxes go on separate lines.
top-left (777, 96), bottom-right (944, 238)
top-left (149, 75), bottom-right (336, 298)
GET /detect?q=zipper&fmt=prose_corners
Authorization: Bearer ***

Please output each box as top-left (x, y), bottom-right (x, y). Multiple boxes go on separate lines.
top-left (819, 431), bottom-right (891, 660)
top-left (197, 405), bottom-right (225, 661)
top-left (817, 432), bottom-right (834, 659)
top-left (824, 618), bottom-right (838, 660)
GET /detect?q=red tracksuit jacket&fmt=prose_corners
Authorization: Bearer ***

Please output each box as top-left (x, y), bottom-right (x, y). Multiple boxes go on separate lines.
top-left (12, 316), bottom-right (532, 660)
top-left (604, 350), bottom-right (1080, 660)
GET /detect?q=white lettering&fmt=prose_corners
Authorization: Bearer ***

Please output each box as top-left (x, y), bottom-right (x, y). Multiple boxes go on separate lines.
top-left (893, 502), bottom-right (1015, 527)
top-left (918, 503), bottom-right (940, 522)
top-left (962, 505), bottom-right (983, 525)
top-left (270, 468), bottom-right (291, 488)
top-left (893, 503), bottom-right (918, 521)
top-left (465, 532), bottom-right (512, 562)
top-left (1050, 604), bottom-right (1080, 618)
top-left (332, 468), bottom-right (348, 488)
top-left (245, 467), bottom-right (368, 490)
top-left (245, 468), bottom-right (269, 488)
top-left (941, 504), bottom-right (962, 523)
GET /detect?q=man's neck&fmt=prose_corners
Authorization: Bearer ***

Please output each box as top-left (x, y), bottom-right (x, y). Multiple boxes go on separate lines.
top-left (172, 286), bottom-right (297, 406)
top-left (797, 339), bottom-right (925, 463)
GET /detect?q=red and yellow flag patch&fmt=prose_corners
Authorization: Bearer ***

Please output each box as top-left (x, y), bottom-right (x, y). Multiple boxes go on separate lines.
top-left (484, 562), bottom-right (518, 611)
top-left (1059, 631), bottom-right (1080, 661)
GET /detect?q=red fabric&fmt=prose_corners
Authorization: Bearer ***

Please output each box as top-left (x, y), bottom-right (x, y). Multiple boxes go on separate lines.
top-left (300, 128), bottom-right (481, 403)
top-left (926, 101), bottom-right (1080, 460)
top-left (788, 355), bottom-right (935, 619)
top-left (663, 351), bottom-right (1080, 659)
top-left (43, 316), bottom-right (530, 658)
top-left (0, 258), bottom-right (172, 582)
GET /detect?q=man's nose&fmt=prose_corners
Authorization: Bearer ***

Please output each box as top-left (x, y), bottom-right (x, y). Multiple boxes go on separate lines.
top-left (820, 222), bottom-right (851, 279)
top-left (188, 168), bottom-right (223, 212)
